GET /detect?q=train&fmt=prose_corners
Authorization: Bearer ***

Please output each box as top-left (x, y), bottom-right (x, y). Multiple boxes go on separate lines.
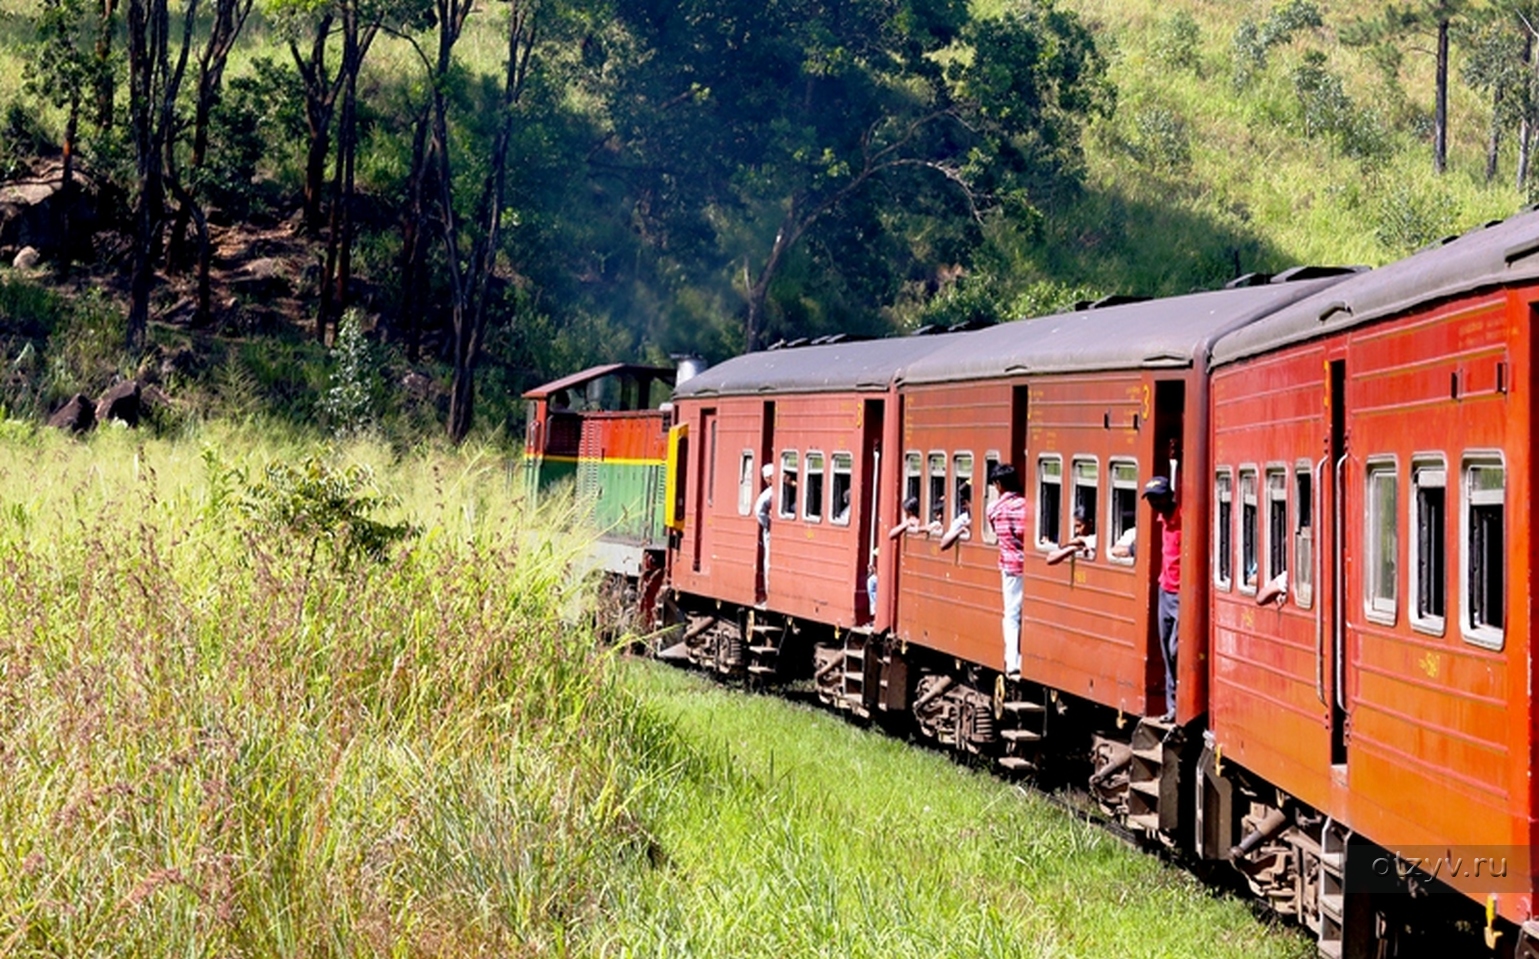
top-left (521, 207), bottom-right (1539, 958)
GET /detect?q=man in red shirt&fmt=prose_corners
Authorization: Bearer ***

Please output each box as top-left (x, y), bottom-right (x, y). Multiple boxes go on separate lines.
top-left (986, 464), bottom-right (1027, 679)
top-left (1142, 476), bottom-right (1181, 721)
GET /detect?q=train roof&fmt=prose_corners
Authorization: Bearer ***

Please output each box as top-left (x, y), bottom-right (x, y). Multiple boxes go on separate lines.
top-left (898, 271), bottom-right (1357, 386)
top-left (1212, 207), bottom-right (1539, 367)
top-left (672, 332), bottom-right (970, 399)
top-left (522, 363), bottom-right (675, 400)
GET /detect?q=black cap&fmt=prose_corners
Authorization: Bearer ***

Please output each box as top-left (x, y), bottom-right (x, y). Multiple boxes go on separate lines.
top-left (1141, 476), bottom-right (1172, 499)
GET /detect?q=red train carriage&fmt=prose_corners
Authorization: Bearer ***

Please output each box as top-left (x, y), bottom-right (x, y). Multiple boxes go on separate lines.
top-left (661, 336), bottom-right (962, 682)
top-left (1203, 210), bottom-right (1539, 955)
top-left (879, 274), bottom-right (1355, 767)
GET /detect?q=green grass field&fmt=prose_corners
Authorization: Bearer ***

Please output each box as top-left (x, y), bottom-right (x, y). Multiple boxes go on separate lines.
top-left (0, 421), bottom-right (1315, 956)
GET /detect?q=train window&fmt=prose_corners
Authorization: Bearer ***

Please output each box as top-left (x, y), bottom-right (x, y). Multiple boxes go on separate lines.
top-left (1214, 470), bottom-right (1232, 590)
top-left (1072, 458), bottom-right (1099, 558)
top-left (1239, 469), bottom-right (1258, 593)
top-left (1036, 455), bottom-right (1062, 549)
top-left (928, 453), bottom-right (947, 527)
top-left (1364, 459), bottom-right (1398, 623)
top-left (953, 453), bottom-right (974, 528)
top-left (1108, 460), bottom-right (1137, 566)
top-left (1462, 458), bottom-right (1505, 649)
top-left (1266, 470), bottom-right (1287, 587)
top-left (804, 451), bottom-right (825, 523)
top-left (1410, 459), bottom-right (1445, 634)
top-left (737, 451), bottom-right (755, 516)
top-left (831, 453), bottom-right (853, 526)
top-left (1294, 464), bottom-right (1313, 608)
top-left (981, 453), bottom-right (1001, 545)
top-left (905, 452), bottom-right (922, 515)
top-left (779, 451), bottom-right (799, 520)
top-left (707, 419), bottom-right (718, 507)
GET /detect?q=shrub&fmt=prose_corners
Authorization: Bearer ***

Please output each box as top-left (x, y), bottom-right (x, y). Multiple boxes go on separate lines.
top-left (321, 308), bottom-right (385, 436)
top-left (1132, 106), bottom-right (1192, 172)
top-left (1372, 180), bottom-right (1458, 255)
top-left (1151, 11), bottom-right (1202, 74)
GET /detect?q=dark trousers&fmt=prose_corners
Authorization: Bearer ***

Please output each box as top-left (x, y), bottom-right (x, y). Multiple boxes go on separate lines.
top-left (1157, 588), bottom-right (1179, 716)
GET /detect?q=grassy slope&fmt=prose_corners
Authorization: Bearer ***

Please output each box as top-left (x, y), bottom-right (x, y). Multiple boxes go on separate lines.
top-left (1023, 0), bottom-right (1528, 296)
top-left (608, 663), bottom-right (1311, 959)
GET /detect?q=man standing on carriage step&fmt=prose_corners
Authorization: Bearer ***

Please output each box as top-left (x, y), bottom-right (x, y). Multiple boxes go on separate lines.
top-left (1142, 475), bottom-right (1181, 722)
top-left (986, 464), bottom-right (1026, 680)
top-left (755, 462), bottom-right (774, 600)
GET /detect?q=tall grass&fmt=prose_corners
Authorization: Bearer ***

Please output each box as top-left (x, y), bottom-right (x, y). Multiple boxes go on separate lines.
top-left (0, 423), bottom-right (667, 956)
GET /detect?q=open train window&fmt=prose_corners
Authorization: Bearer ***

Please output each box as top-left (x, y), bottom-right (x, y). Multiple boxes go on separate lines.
top-left (1036, 455), bottom-right (1062, 549)
top-left (1462, 457), bottom-right (1505, 649)
top-left (981, 453), bottom-right (1001, 545)
top-left (927, 453), bottom-right (947, 527)
top-left (737, 451), bottom-right (755, 516)
top-left (1072, 458), bottom-right (1099, 559)
top-left (1214, 470), bottom-right (1232, 590)
top-left (1239, 469), bottom-right (1258, 593)
top-left (1294, 463), bottom-right (1313, 608)
top-left (953, 453), bottom-right (974, 528)
top-left (831, 453), bottom-right (853, 526)
top-left (803, 451), bottom-right (825, 523)
top-left (1364, 458), bottom-right (1398, 624)
top-left (1410, 458), bottom-right (1445, 635)
top-left (1266, 469), bottom-right (1288, 587)
top-left (1108, 460), bottom-right (1137, 566)
top-left (904, 452), bottom-right (922, 515)
top-left (778, 450), bottom-right (799, 520)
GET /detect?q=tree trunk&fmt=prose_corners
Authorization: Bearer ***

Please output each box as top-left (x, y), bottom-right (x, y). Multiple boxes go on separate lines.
top-left (1521, 31), bottom-right (1537, 192)
top-left (318, 12), bottom-right (369, 342)
top-left (1487, 87), bottom-right (1503, 183)
top-left (398, 104), bottom-right (433, 361)
top-left (292, 15), bottom-right (336, 234)
top-left (94, 0), bottom-right (118, 129)
top-left (1434, 17), bottom-right (1449, 174)
top-left (59, 102), bottom-right (78, 269)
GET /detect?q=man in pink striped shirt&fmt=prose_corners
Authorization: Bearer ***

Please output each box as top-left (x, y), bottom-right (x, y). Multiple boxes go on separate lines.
top-left (1142, 475), bottom-right (1181, 722)
top-left (986, 464), bottom-right (1027, 679)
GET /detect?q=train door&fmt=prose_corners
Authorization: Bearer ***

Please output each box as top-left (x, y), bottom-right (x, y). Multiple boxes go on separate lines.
top-left (1325, 357), bottom-right (1349, 765)
top-left (757, 402), bottom-right (775, 601)
top-left (1151, 380), bottom-right (1185, 716)
top-left (690, 408), bottom-right (717, 574)
top-left (857, 400), bottom-right (884, 621)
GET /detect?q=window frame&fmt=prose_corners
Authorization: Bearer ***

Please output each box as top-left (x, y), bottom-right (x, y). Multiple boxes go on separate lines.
top-left (802, 450), bottom-right (826, 523)
top-left (778, 450), bottom-right (799, 520)
top-left (1409, 454), bottom-right (1446, 636)
top-left (952, 452), bottom-right (974, 529)
top-left (1238, 466), bottom-right (1259, 595)
top-left (1036, 454), bottom-right (1063, 551)
top-left (1108, 459), bottom-right (1138, 567)
top-left (1460, 453), bottom-right (1506, 650)
top-left (1214, 468), bottom-right (1233, 591)
top-left (1293, 460), bottom-right (1314, 609)
top-left (1071, 456), bottom-right (1100, 561)
top-left (737, 450), bottom-right (756, 516)
top-left (1265, 466), bottom-right (1288, 587)
top-left (830, 452), bottom-right (854, 527)
top-left (1363, 456), bottom-right (1399, 625)
top-left (904, 451), bottom-right (922, 515)
top-left (926, 451), bottom-right (948, 529)
top-left (981, 452), bottom-right (1001, 545)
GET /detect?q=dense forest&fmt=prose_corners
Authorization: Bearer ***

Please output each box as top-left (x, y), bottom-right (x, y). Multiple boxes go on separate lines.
top-left (0, 0), bottom-right (1534, 441)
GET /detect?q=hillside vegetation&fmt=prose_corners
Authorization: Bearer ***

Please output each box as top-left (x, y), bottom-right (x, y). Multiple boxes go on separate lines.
top-left (0, 0), bottom-right (1533, 443)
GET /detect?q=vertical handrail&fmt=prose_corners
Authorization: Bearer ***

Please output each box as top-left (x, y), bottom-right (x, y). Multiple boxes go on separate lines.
top-left (1314, 455), bottom-right (1328, 705)
top-left (1334, 454), bottom-right (1348, 712)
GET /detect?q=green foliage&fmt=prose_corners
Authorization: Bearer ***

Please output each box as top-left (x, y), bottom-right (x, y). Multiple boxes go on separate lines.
top-left (1131, 104), bottom-right (1192, 172)
top-left (234, 451), bottom-right (416, 569)
top-left (1151, 11), bottom-right (1202, 74)
top-left (1371, 178), bottom-right (1459, 254)
top-left (1291, 50), bottom-right (1392, 161)
top-left (0, 99), bottom-right (51, 179)
top-left (320, 308), bottom-right (384, 436)
top-left (1232, 0), bottom-right (1325, 90)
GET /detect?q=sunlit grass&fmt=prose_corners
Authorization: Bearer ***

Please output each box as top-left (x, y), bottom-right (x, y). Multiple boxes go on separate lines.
top-left (605, 663), bottom-right (1314, 959)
